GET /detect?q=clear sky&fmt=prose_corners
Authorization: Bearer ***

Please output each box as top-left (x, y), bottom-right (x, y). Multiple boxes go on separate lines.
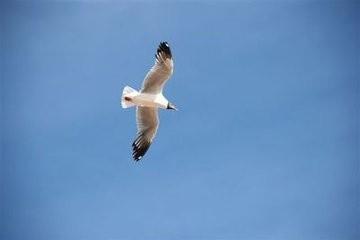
top-left (1, 1), bottom-right (359, 240)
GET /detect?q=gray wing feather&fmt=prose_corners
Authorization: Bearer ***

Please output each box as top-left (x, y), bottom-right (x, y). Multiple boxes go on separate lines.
top-left (132, 107), bottom-right (159, 161)
top-left (141, 42), bottom-right (174, 94)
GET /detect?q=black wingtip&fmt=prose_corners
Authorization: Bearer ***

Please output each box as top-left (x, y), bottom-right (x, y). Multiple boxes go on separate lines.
top-left (157, 41), bottom-right (172, 58)
top-left (132, 137), bottom-right (151, 161)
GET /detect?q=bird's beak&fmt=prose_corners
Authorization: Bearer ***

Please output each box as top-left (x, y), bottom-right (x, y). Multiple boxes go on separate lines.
top-left (167, 103), bottom-right (178, 111)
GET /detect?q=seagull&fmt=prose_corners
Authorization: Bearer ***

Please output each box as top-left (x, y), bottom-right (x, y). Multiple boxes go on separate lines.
top-left (121, 42), bottom-right (177, 161)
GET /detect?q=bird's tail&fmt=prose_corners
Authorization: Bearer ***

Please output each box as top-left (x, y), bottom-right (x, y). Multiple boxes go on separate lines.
top-left (121, 86), bottom-right (138, 108)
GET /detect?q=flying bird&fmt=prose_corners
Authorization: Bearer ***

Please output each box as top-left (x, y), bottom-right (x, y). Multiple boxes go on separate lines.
top-left (121, 42), bottom-right (177, 161)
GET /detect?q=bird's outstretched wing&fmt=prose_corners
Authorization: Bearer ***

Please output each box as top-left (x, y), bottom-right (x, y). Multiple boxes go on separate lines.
top-left (141, 42), bottom-right (174, 94)
top-left (132, 106), bottom-right (159, 161)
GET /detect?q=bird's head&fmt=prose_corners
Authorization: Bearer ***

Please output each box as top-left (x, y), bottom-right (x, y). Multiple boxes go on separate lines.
top-left (167, 102), bottom-right (178, 111)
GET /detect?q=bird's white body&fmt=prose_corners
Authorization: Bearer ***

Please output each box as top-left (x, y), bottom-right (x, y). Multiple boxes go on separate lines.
top-left (134, 93), bottom-right (168, 109)
top-left (121, 86), bottom-right (168, 109)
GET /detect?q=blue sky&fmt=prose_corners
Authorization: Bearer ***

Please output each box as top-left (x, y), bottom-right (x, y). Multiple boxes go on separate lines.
top-left (1, 1), bottom-right (359, 240)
